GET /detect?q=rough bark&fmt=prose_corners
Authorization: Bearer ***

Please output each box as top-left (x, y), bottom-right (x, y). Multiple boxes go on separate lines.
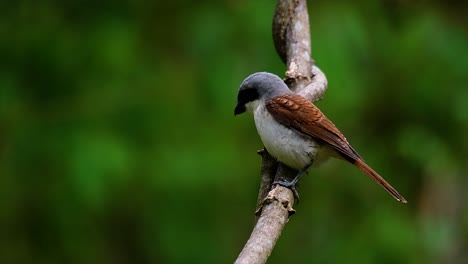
top-left (235, 0), bottom-right (328, 263)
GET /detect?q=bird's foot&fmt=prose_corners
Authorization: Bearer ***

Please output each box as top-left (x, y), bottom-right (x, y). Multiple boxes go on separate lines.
top-left (273, 178), bottom-right (300, 202)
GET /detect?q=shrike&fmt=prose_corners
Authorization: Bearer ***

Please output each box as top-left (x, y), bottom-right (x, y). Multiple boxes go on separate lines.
top-left (234, 72), bottom-right (406, 203)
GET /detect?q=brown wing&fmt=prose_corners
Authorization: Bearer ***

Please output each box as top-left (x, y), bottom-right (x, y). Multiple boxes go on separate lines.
top-left (266, 94), bottom-right (407, 203)
top-left (266, 94), bottom-right (362, 162)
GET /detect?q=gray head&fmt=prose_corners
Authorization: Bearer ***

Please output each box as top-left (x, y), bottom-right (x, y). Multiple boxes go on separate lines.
top-left (234, 72), bottom-right (291, 115)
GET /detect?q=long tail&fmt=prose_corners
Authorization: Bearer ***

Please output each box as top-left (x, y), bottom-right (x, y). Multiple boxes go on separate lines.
top-left (354, 159), bottom-right (407, 203)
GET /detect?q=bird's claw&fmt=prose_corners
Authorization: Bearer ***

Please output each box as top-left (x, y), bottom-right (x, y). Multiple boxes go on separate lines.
top-left (273, 178), bottom-right (300, 203)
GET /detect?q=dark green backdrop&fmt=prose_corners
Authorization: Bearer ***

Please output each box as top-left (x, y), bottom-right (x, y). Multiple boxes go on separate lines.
top-left (1, 0), bottom-right (467, 263)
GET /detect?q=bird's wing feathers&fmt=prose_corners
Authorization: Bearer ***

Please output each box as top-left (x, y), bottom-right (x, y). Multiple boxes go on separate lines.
top-left (265, 94), bottom-right (408, 203)
top-left (266, 94), bottom-right (362, 161)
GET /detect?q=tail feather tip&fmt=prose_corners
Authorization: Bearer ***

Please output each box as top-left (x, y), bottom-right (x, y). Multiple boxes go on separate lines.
top-left (397, 197), bottom-right (408, 204)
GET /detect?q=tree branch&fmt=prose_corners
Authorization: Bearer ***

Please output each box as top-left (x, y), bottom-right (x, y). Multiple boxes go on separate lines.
top-left (235, 0), bottom-right (328, 263)
top-left (236, 185), bottom-right (294, 264)
top-left (273, 0), bottom-right (312, 91)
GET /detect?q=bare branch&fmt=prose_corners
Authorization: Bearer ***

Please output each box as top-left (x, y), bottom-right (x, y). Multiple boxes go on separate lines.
top-left (297, 65), bottom-right (328, 102)
top-left (235, 0), bottom-right (328, 263)
top-left (255, 149), bottom-right (277, 215)
top-left (273, 0), bottom-right (312, 92)
top-left (273, 0), bottom-right (328, 102)
top-left (235, 187), bottom-right (295, 264)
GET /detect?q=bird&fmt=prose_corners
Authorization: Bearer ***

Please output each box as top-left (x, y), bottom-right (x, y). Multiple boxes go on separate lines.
top-left (234, 72), bottom-right (407, 203)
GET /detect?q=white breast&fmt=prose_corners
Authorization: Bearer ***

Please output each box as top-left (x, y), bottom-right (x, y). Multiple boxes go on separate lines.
top-left (252, 102), bottom-right (321, 170)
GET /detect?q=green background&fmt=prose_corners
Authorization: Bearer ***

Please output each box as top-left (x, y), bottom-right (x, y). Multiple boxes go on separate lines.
top-left (1, 0), bottom-right (467, 263)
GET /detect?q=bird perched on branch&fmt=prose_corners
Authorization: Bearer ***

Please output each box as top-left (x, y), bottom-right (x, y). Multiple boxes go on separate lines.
top-left (234, 72), bottom-right (407, 203)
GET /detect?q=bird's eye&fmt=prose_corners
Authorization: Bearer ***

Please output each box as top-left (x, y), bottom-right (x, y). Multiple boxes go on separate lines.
top-left (238, 88), bottom-right (259, 104)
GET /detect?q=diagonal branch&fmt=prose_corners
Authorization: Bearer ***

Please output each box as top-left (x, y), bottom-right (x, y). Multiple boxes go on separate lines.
top-left (235, 0), bottom-right (328, 263)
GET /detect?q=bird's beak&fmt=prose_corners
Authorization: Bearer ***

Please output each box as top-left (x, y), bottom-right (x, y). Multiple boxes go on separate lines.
top-left (234, 104), bottom-right (246, 116)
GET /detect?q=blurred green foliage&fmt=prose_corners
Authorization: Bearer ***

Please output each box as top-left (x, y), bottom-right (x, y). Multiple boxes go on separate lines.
top-left (0, 0), bottom-right (467, 263)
